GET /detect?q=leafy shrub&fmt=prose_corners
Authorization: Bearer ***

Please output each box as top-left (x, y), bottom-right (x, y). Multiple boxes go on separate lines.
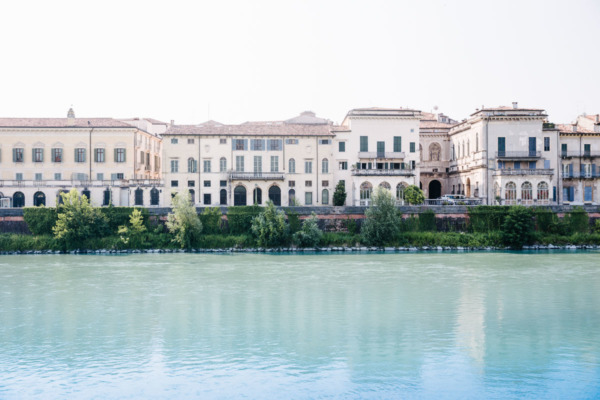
top-left (319, 232), bottom-right (361, 247)
top-left (0, 234), bottom-right (59, 251)
top-left (468, 206), bottom-right (509, 232)
top-left (227, 205), bottom-right (262, 235)
top-left (197, 234), bottom-right (255, 249)
top-left (361, 187), bottom-right (401, 246)
top-left (118, 209), bottom-right (148, 249)
top-left (23, 207), bottom-right (58, 235)
top-left (293, 213), bottom-right (323, 248)
top-left (404, 185), bottom-right (425, 205)
top-left (251, 201), bottom-right (289, 248)
top-left (565, 207), bottom-right (589, 234)
top-left (100, 206), bottom-right (149, 234)
top-left (501, 206), bottom-right (534, 249)
top-left (343, 217), bottom-right (358, 234)
top-left (594, 219), bottom-right (600, 233)
top-left (200, 207), bottom-right (223, 234)
top-left (287, 210), bottom-right (301, 234)
top-left (399, 214), bottom-right (419, 232)
top-left (333, 181), bottom-right (347, 206)
top-left (418, 210), bottom-right (437, 232)
top-left (166, 191), bottom-right (203, 249)
top-left (53, 189), bottom-right (109, 250)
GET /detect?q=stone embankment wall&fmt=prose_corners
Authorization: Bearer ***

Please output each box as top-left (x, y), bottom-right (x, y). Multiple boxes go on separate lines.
top-left (1, 205), bottom-right (599, 234)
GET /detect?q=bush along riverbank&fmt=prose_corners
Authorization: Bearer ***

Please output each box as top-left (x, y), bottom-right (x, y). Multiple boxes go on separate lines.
top-left (1, 188), bottom-right (600, 254)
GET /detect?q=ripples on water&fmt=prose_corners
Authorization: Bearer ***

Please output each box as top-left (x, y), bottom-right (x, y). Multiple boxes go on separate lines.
top-left (0, 252), bottom-right (599, 399)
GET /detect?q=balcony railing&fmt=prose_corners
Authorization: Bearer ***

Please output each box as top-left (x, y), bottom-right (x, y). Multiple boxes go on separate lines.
top-left (351, 168), bottom-right (415, 176)
top-left (493, 168), bottom-right (554, 176)
top-left (358, 151), bottom-right (405, 159)
top-left (561, 151), bottom-right (600, 158)
top-left (495, 151), bottom-right (541, 159)
top-left (562, 172), bottom-right (600, 179)
top-left (0, 179), bottom-right (164, 188)
top-left (229, 172), bottom-right (285, 181)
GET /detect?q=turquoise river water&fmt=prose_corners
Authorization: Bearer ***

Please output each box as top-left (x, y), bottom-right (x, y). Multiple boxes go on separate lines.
top-left (0, 252), bottom-right (599, 399)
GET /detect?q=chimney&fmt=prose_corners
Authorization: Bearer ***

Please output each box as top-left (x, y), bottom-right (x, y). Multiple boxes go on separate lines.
top-left (512, 102), bottom-right (518, 109)
top-left (596, 115), bottom-right (599, 123)
top-left (67, 107), bottom-right (75, 125)
top-left (572, 125), bottom-right (577, 133)
top-left (170, 119), bottom-right (174, 126)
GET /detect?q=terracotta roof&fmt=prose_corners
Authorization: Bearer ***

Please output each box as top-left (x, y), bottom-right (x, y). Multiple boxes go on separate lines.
top-left (331, 125), bottom-right (351, 132)
top-left (0, 118), bottom-right (134, 128)
top-left (583, 114), bottom-right (600, 124)
top-left (420, 121), bottom-right (454, 129)
top-left (164, 122), bottom-right (333, 137)
top-left (557, 124), bottom-right (596, 134)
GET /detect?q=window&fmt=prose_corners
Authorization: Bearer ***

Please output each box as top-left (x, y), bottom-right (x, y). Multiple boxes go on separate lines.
top-left (188, 158), bottom-right (197, 173)
top-left (544, 159), bottom-right (550, 169)
top-left (305, 192), bottom-right (313, 205)
top-left (204, 180), bottom-right (211, 187)
top-left (220, 180), bottom-right (227, 187)
top-left (111, 173), bottom-right (124, 180)
top-left (305, 160), bottom-right (312, 173)
top-left (505, 182), bottom-right (516, 204)
top-left (498, 137), bottom-right (506, 156)
top-left (322, 180), bottom-right (329, 187)
top-left (171, 138), bottom-right (178, 144)
top-left (75, 148), bottom-right (86, 163)
top-left (322, 189), bottom-right (329, 205)
top-left (220, 189), bottom-right (227, 205)
top-left (561, 143), bottom-right (567, 156)
top-left (514, 161), bottom-right (521, 170)
top-left (584, 144), bottom-right (591, 156)
top-left (170, 159), bottom-right (179, 173)
top-left (150, 188), bottom-right (159, 206)
top-left (94, 148), bottom-right (105, 163)
top-left (476, 133), bottom-right (479, 152)
top-left (322, 158), bottom-right (329, 173)
top-left (187, 138), bottom-right (195, 144)
top-left (55, 173), bottom-right (62, 180)
top-left (396, 183), bottom-right (405, 202)
top-left (135, 188), bottom-right (144, 206)
top-left (251, 139), bottom-right (265, 151)
top-left (410, 142), bottom-right (416, 153)
top-left (338, 142), bottom-right (345, 152)
top-left (267, 139), bottom-right (282, 151)
top-left (544, 137), bottom-right (550, 151)
top-left (220, 157), bottom-right (227, 172)
top-left (35, 173), bottom-right (42, 181)
top-left (253, 156), bottom-right (262, 173)
top-left (188, 180), bottom-right (195, 187)
top-left (393, 136), bottom-right (402, 152)
top-left (233, 139), bottom-right (248, 151)
top-left (15, 173), bottom-right (23, 181)
top-left (236, 155), bottom-right (244, 172)
top-left (203, 194), bottom-right (211, 204)
top-left (529, 161), bottom-right (536, 169)
top-left (289, 158), bottom-right (296, 173)
top-left (271, 156), bottom-right (279, 172)
top-left (285, 138), bottom-right (298, 145)
top-left (33, 148), bottom-right (43, 163)
top-left (360, 136), bottom-right (368, 152)
top-left (305, 180), bottom-right (312, 187)
top-left (339, 161), bottom-right (348, 170)
top-left (51, 148), bottom-right (62, 163)
top-left (220, 138), bottom-right (227, 144)
top-left (289, 180), bottom-right (295, 187)
top-left (203, 160), bottom-right (211, 173)
top-left (521, 182), bottom-right (533, 205)
top-left (538, 182), bottom-right (549, 204)
top-left (13, 148), bottom-right (24, 163)
top-left (115, 148), bottom-right (126, 163)
top-left (319, 139), bottom-right (331, 145)
top-left (171, 180), bottom-right (178, 187)
top-left (360, 182), bottom-right (373, 202)
top-left (96, 173), bottom-right (103, 180)
top-left (73, 173), bottom-right (87, 181)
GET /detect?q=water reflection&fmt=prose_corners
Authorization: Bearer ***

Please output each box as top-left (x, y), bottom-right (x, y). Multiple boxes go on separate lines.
top-left (0, 253), bottom-right (599, 398)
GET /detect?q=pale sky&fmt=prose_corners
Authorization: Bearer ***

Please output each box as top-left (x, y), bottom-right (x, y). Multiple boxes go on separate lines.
top-left (1, 0), bottom-right (598, 125)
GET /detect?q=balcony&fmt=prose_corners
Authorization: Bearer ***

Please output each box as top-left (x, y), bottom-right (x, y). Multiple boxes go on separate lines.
top-left (229, 172), bottom-right (285, 181)
top-left (358, 151), bottom-right (405, 159)
top-left (493, 168), bottom-right (554, 176)
top-left (352, 168), bottom-right (415, 177)
top-left (0, 179), bottom-right (164, 188)
top-left (562, 172), bottom-right (600, 179)
top-left (495, 151), bottom-right (541, 159)
top-left (561, 151), bottom-right (600, 158)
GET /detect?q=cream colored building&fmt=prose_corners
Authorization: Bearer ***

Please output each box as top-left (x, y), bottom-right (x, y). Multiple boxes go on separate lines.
top-left (419, 112), bottom-right (456, 199)
top-left (161, 112), bottom-right (335, 207)
top-left (0, 109), bottom-right (163, 207)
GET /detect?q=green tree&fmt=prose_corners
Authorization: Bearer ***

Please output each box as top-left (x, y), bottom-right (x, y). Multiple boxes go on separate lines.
top-left (118, 208), bottom-right (148, 249)
top-left (53, 189), bottom-right (109, 249)
top-left (166, 191), bottom-right (203, 249)
top-left (293, 212), bottom-right (323, 247)
top-left (333, 181), bottom-right (347, 206)
top-left (251, 201), bottom-right (289, 247)
top-left (501, 206), bottom-right (534, 249)
top-left (361, 187), bottom-right (401, 246)
top-left (200, 207), bottom-right (223, 234)
top-left (404, 185), bottom-right (425, 205)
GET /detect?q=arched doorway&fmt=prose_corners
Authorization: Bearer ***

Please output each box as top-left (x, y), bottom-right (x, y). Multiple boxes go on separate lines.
top-left (288, 189), bottom-right (296, 206)
top-left (33, 191), bottom-right (46, 207)
top-left (428, 180), bottom-right (442, 199)
top-left (253, 187), bottom-right (262, 205)
top-left (268, 185), bottom-right (281, 206)
top-left (220, 189), bottom-right (227, 205)
top-left (150, 188), bottom-right (159, 206)
top-left (234, 185), bottom-right (247, 206)
top-left (13, 192), bottom-right (25, 208)
top-left (466, 178), bottom-right (471, 198)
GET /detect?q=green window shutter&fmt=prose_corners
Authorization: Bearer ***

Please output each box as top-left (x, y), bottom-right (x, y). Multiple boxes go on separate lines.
top-left (74, 148), bottom-right (78, 162)
top-left (123, 149), bottom-right (126, 162)
top-left (410, 142), bottom-right (416, 153)
top-left (32, 149), bottom-right (35, 161)
top-left (360, 136), bottom-right (368, 152)
top-left (114, 149), bottom-right (118, 162)
top-left (394, 137), bottom-right (401, 152)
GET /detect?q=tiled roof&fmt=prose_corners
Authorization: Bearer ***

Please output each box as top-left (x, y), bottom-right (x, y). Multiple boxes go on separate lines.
top-left (164, 122), bottom-right (333, 137)
top-left (0, 118), bottom-right (134, 128)
top-left (347, 107), bottom-right (421, 117)
top-left (420, 121), bottom-right (454, 129)
top-left (583, 114), bottom-right (600, 124)
top-left (471, 106), bottom-right (546, 116)
top-left (557, 124), bottom-right (596, 134)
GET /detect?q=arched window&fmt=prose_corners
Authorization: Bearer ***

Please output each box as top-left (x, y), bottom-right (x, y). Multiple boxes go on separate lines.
top-left (322, 158), bottom-right (329, 174)
top-left (253, 187), bottom-right (262, 205)
top-left (135, 187), bottom-right (144, 206)
top-left (288, 189), bottom-right (296, 206)
top-left (429, 143), bottom-right (441, 161)
top-left (494, 182), bottom-right (500, 201)
top-left (234, 185), bottom-right (247, 206)
top-left (379, 182), bottom-right (391, 191)
top-left (396, 183), bottom-right (406, 204)
top-left (33, 191), bottom-right (46, 207)
top-left (505, 182), bottom-right (516, 205)
top-left (268, 185), bottom-right (281, 206)
top-left (360, 182), bottom-right (373, 205)
top-left (220, 157), bottom-right (227, 172)
top-left (322, 189), bottom-right (329, 205)
top-left (537, 182), bottom-right (549, 205)
top-left (188, 157), bottom-right (197, 173)
top-left (81, 188), bottom-right (91, 201)
top-left (103, 188), bottom-right (112, 206)
top-left (12, 192), bottom-right (25, 208)
top-left (150, 187), bottom-right (159, 206)
top-left (521, 182), bottom-right (533, 205)
top-left (289, 158), bottom-right (296, 173)
top-left (220, 189), bottom-right (227, 205)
